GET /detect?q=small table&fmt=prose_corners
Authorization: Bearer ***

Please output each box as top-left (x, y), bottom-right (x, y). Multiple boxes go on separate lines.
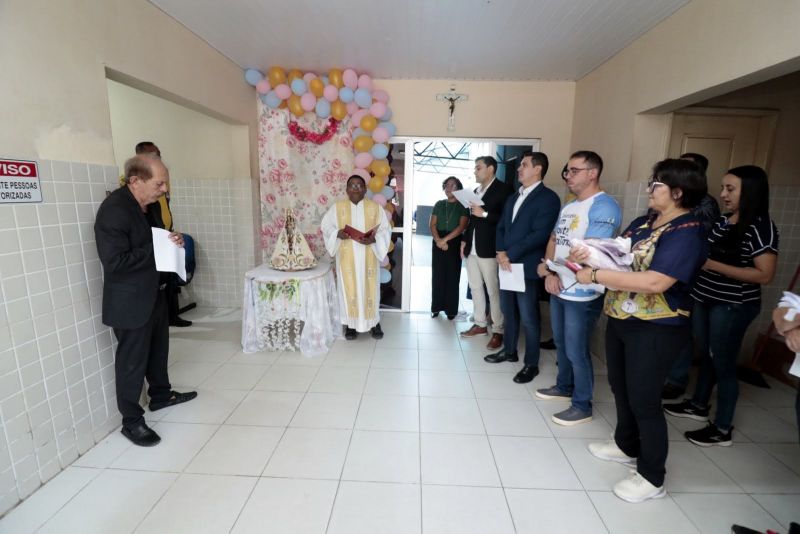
top-left (241, 263), bottom-right (341, 354)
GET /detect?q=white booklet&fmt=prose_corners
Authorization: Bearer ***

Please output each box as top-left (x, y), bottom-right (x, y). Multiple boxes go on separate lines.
top-left (499, 263), bottom-right (525, 292)
top-left (452, 188), bottom-right (485, 209)
top-left (152, 228), bottom-right (187, 282)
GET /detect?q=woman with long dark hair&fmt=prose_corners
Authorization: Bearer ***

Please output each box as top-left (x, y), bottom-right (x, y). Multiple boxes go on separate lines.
top-left (665, 165), bottom-right (778, 447)
top-left (430, 176), bottom-right (469, 319)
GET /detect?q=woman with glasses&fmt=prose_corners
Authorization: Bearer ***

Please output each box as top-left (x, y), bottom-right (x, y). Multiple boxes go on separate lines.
top-left (664, 166), bottom-right (778, 447)
top-left (429, 176), bottom-right (469, 319)
top-left (572, 159), bottom-right (708, 503)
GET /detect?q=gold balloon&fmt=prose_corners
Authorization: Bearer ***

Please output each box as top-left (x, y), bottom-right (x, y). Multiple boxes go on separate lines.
top-left (331, 100), bottom-right (347, 120)
top-left (287, 69), bottom-right (303, 83)
top-left (309, 78), bottom-right (325, 97)
top-left (328, 68), bottom-right (344, 88)
top-left (267, 66), bottom-right (286, 86)
top-left (360, 115), bottom-right (378, 132)
top-left (371, 159), bottom-right (390, 177)
top-left (388, 241), bottom-right (395, 253)
top-left (353, 135), bottom-right (375, 153)
top-left (368, 176), bottom-right (385, 193)
top-left (288, 94), bottom-right (304, 117)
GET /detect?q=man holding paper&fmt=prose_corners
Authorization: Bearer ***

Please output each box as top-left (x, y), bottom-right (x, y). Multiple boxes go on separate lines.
top-left (535, 151), bottom-right (621, 426)
top-left (95, 155), bottom-right (196, 447)
top-left (321, 175), bottom-right (392, 340)
top-left (488, 151), bottom-right (560, 385)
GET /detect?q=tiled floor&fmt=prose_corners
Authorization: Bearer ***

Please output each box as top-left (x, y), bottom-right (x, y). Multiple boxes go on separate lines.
top-left (2, 308), bottom-right (799, 533)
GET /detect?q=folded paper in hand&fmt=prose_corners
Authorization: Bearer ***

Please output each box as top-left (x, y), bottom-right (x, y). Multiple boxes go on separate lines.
top-left (498, 264), bottom-right (525, 292)
top-left (452, 188), bottom-right (485, 209)
top-left (343, 224), bottom-right (378, 241)
top-left (152, 228), bottom-right (187, 282)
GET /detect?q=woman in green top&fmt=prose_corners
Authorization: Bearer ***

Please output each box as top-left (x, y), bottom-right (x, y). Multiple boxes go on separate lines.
top-left (430, 176), bottom-right (469, 319)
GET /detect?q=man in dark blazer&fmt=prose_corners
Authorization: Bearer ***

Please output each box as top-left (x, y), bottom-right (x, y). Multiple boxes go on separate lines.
top-left (95, 155), bottom-right (196, 447)
top-left (460, 156), bottom-right (512, 350)
top-left (485, 151), bottom-right (560, 384)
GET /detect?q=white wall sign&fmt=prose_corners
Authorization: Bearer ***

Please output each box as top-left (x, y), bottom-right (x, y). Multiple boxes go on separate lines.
top-left (0, 159), bottom-right (42, 203)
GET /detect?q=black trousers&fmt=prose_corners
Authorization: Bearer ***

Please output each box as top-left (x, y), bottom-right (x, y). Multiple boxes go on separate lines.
top-left (431, 238), bottom-right (462, 317)
top-left (113, 289), bottom-right (172, 427)
top-left (605, 317), bottom-right (690, 487)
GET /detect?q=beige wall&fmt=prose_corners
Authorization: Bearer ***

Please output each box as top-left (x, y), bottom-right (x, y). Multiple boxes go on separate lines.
top-left (571, 0), bottom-right (800, 183)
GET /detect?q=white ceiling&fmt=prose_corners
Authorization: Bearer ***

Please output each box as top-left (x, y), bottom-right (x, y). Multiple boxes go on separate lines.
top-left (150, 0), bottom-right (689, 81)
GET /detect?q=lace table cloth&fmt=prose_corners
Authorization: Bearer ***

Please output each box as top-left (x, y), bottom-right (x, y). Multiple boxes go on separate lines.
top-left (241, 262), bottom-right (341, 354)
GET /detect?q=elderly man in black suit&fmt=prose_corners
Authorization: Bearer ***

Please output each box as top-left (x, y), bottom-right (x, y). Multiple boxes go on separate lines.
top-left (95, 155), bottom-right (196, 446)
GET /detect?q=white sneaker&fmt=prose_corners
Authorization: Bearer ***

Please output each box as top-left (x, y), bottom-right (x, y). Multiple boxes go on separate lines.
top-left (613, 471), bottom-right (666, 503)
top-left (588, 440), bottom-right (636, 466)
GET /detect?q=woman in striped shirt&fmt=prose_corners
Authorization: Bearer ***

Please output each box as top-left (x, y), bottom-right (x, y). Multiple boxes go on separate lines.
top-left (664, 165), bottom-right (778, 447)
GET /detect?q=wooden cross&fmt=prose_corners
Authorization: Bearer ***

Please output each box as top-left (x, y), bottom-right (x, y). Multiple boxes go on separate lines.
top-left (436, 85), bottom-right (469, 131)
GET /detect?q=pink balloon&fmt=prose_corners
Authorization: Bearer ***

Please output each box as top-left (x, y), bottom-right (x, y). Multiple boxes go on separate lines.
top-left (351, 109), bottom-right (368, 126)
top-left (372, 89), bottom-right (389, 104)
top-left (354, 152), bottom-right (374, 168)
top-left (369, 102), bottom-right (387, 119)
top-left (353, 168), bottom-right (371, 182)
top-left (357, 74), bottom-right (373, 91)
top-left (372, 193), bottom-right (386, 206)
top-left (323, 85), bottom-right (338, 102)
top-left (381, 256), bottom-right (389, 267)
top-left (346, 101), bottom-right (359, 116)
top-left (372, 127), bottom-right (389, 144)
top-left (300, 92), bottom-right (316, 111)
top-left (342, 69), bottom-right (358, 89)
top-left (303, 72), bottom-right (316, 83)
top-left (275, 84), bottom-right (291, 100)
top-left (256, 79), bottom-right (271, 94)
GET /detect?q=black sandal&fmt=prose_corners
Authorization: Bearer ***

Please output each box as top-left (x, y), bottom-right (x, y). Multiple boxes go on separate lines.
top-left (149, 390), bottom-right (197, 411)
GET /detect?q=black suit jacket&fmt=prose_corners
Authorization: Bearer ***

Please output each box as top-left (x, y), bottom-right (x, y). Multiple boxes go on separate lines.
top-left (94, 187), bottom-right (160, 329)
top-left (462, 179), bottom-right (512, 258)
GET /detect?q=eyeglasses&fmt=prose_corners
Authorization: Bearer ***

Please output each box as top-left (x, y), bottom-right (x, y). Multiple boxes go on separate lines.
top-left (346, 183), bottom-right (365, 190)
top-left (561, 167), bottom-right (590, 179)
top-left (647, 180), bottom-right (667, 193)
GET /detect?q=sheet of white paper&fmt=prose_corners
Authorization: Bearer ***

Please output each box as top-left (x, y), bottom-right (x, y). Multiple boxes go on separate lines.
top-left (152, 228), bottom-right (187, 282)
top-left (546, 259), bottom-right (605, 293)
top-left (790, 354), bottom-right (800, 378)
top-left (499, 263), bottom-right (525, 292)
top-left (452, 188), bottom-right (485, 209)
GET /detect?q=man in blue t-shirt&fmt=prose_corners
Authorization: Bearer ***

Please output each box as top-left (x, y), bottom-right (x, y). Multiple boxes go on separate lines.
top-left (536, 151), bottom-right (621, 426)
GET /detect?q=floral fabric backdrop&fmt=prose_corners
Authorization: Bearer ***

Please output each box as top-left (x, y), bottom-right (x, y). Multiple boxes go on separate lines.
top-left (258, 104), bottom-right (354, 262)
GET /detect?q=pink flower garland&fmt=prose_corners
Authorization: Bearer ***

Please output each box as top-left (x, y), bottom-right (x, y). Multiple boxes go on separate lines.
top-left (287, 117), bottom-right (339, 144)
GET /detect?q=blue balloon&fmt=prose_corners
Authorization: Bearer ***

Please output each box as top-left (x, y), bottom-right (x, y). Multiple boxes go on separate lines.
top-left (381, 106), bottom-right (393, 121)
top-left (262, 91), bottom-right (282, 109)
top-left (380, 121), bottom-right (396, 137)
top-left (339, 87), bottom-right (354, 103)
top-left (379, 268), bottom-right (391, 284)
top-left (290, 78), bottom-right (307, 95)
top-left (244, 68), bottom-right (264, 86)
top-left (371, 144), bottom-right (389, 159)
top-left (365, 189), bottom-right (375, 199)
top-left (380, 185), bottom-right (395, 200)
top-left (315, 99), bottom-right (331, 118)
top-left (321, 76), bottom-right (330, 85)
top-left (352, 127), bottom-right (367, 139)
top-left (354, 88), bottom-right (372, 108)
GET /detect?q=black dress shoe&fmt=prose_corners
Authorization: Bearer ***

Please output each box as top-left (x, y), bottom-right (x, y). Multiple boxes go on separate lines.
top-left (513, 366), bottom-right (539, 384)
top-left (121, 421), bottom-right (161, 447)
top-left (345, 327), bottom-right (358, 340)
top-left (447, 314), bottom-right (456, 320)
top-left (484, 350), bottom-right (519, 363)
top-left (431, 311), bottom-right (440, 318)
top-left (149, 390), bottom-right (198, 412)
top-left (169, 316), bottom-right (193, 327)
top-left (539, 338), bottom-right (556, 350)
top-left (371, 323), bottom-right (384, 339)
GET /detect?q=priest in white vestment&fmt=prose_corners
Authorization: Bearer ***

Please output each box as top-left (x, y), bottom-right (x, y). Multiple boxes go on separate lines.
top-left (321, 175), bottom-right (392, 339)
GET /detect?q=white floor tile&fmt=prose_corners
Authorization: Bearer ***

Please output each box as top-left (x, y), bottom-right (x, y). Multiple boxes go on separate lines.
top-left (309, 367), bottom-right (368, 394)
top-left (273, 351), bottom-right (327, 367)
top-left (506, 488), bottom-right (608, 534)
top-left (255, 365), bottom-right (319, 391)
top-left (376, 331), bottom-right (418, 349)
top-left (135, 473), bottom-right (256, 534)
top-left (734, 405), bottom-right (799, 443)
top-left (760, 442), bottom-right (800, 475)
top-left (420, 397), bottom-right (485, 434)
top-left (342, 430), bottom-right (420, 483)
top-left (418, 349), bottom-right (466, 371)
top-left (158, 388), bottom-right (247, 424)
top-left (231, 477), bottom-right (338, 534)
top-left (228, 349), bottom-right (280, 365)
top-left (421, 433), bottom-right (500, 486)
top-left (169, 339), bottom-right (239, 364)
top-left (290, 392), bottom-right (361, 429)
top-left (672, 493), bottom-right (784, 534)
top-left (419, 370), bottom-right (474, 398)
top-left (202, 363), bottom-right (270, 390)
top-left (537, 400), bottom-right (615, 439)
top-left (490, 435), bottom-right (582, 489)
top-left (665, 442), bottom-right (743, 493)
top-left (226, 390), bottom-right (304, 427)
top-left (111, 421), bottom-right (218, 472)
top-left (167, 361), bottom-right (222, 388)
top-left (263, 427), bottom-right (351, 479)
top-left (739, 380), bottom-right (798, 407)
top-left (470, 371), bottom-right (531, 400)
top-left (588, 491), bottom-right (699, 534)
top-left (72, 429), bottom-right (132, 468)
top-left (327, 481), bottom-right (421, 534)
top-left (186, 425), bottom-right (283, 476)
top-left (323, 350), bottom-right (374, 368)
top-left (557, 437), bottom-right (633, 491)
top-left (478, 398), bottom-right (552, 437)
top-left (701, 443), bottom-right (800, 493)
top-left (37, 469), bottom-right (177, 534)
top-left (364, 368), bottom-right (419, 396)
top-left (356, 395), bottom-right (419, 432)
top-left (751, 493), bottom-right (800, 531)
top-left (422, 484), bottom-right (515, 534)
top-left (370, 348), bottom-right (418, 369)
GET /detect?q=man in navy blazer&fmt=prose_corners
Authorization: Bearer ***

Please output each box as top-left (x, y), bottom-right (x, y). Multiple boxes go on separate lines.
top-left (485, 151), bottom-right (560, 384)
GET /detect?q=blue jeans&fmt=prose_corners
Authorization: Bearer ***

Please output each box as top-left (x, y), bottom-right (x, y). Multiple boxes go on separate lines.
top-left (666, 344), bottom-right (693, 389)
top-left (500, 279), bottom-right (540, 366)
top-left (551, 296), bottom-right (604, 414)
top-left (690, 300), bottom-right (761, 432)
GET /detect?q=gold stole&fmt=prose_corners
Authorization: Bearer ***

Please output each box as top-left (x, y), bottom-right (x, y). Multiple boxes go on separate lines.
top-left (335, 199), bottom-right (380, 319)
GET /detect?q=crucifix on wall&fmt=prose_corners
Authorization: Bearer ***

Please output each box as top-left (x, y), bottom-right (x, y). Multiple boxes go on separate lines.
top-left (436, 85), bottom-right (469, 131)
